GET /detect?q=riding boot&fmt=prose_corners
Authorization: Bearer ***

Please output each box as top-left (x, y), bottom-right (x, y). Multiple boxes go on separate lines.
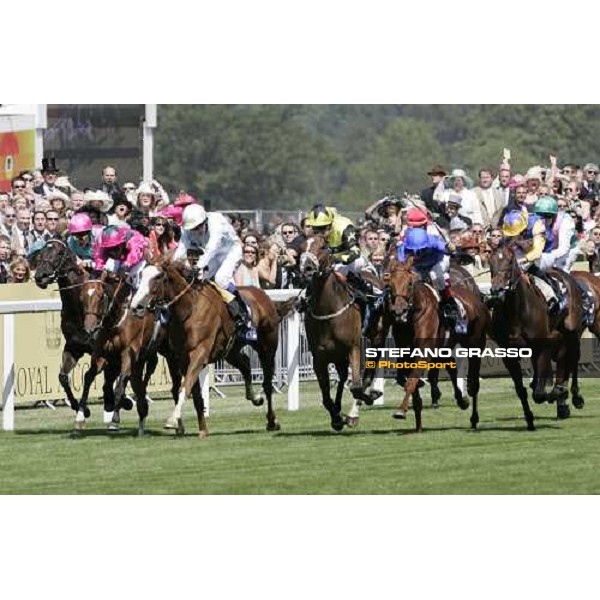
top-left (227, 290), bottom-right (257, 341)
top-left (439, 285), bottom-right (461, 331)
top-left (528, 265), bottom-right (562, 314)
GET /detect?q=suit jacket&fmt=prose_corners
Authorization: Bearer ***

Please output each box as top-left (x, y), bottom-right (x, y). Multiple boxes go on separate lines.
top-left (473, 186), bottom-right (505, 229)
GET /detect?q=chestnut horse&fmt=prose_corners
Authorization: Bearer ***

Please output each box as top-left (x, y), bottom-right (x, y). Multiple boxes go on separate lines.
top-left (33, 239), bottom-right (124, 418)
top-left (488, 243), bottom-right (584, 420)
top-left (130, 258), bottom-right (286, 437)
top-left (299, 235), bottom-right (375, 431)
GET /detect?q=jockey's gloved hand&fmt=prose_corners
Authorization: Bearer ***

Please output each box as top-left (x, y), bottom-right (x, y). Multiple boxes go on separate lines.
top-left (518, 258), bottom-right (531, 270)
top-left (446, 242), bottom-right (456, 253)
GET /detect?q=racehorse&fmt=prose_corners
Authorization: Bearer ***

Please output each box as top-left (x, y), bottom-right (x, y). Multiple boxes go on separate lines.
top-left (74, 271), bottom-right (184, 434)
top-left (33, 239), bottom-right (124, 418)
top-left (488, 242), bottom-right (584, 420)
top-left (299, 235), bottom-right (374, 431)
top-left (129, 257), bottom-right (286, 437)
top-left (386, 257), bottom-right (490, 432)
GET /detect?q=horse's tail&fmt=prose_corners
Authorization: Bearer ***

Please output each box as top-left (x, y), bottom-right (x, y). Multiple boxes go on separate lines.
top-left (274, 297), bottom-right (297, 323)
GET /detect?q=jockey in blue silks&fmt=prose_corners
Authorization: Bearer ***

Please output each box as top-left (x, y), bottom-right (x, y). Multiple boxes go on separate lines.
top-left (397, 225), bottom-right (460, 325)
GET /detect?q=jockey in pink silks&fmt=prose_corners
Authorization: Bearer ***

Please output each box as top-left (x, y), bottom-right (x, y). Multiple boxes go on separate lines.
top-left (92, 225), bottom-right (147, 289)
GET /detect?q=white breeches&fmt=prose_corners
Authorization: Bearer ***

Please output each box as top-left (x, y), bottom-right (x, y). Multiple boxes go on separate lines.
top-left (206, 244), bottom-right (243, 288)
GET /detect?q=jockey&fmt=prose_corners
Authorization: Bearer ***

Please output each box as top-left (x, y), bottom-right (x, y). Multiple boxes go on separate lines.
top-left (92, 224), bottom-right (147, 288)
top-left (396, 225), bottom-right (462, 328)
top-left (173, 204), bottom-right (255, 340)
top-left (305, 205), bottom-right (363, 273)
top-left (66, 213), bottom-right (95, 269)
top-left (502, 206), bottom-right (564, 314)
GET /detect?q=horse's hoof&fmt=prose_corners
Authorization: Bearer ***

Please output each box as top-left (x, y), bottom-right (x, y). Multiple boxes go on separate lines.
top-left (107, 421), bottom-right (120, 432)
top-left (266, 421), bottom-right (281, 432)
top-left (431, 401), bottom-right (439, 410)
top-left (331, 417), bottom-right (345, 432)
top-left (557, 404), bottom-right (571, 420)
top-left (470, 418), bottom-right (479, 430)
top-left (137, 429), bottom-right (145, 438)
top-left (572, 395), bottom-right (585, 410)
top-left (83, 407), bottom-right (91, 419)
top-left (345, 415), bottom-right (360, 428)
top-left (457, 399), bottom-right (470, 411)
top-left (393, 410), bottom-right (407, 420)
top-left (164, 417), bottom-right (178, 430)
top-left (121, 396), bottom-right (134, 411)
top-left (248, 394), bottom-right (264, 407)
top-left (533, 393), bottom-right (547, 405)
top-left (198, 430), bottom-right (209, 440)
top-left (74, 420), bottom-right (85, 431)
top-left (527, 422), bottom-right (536, 432)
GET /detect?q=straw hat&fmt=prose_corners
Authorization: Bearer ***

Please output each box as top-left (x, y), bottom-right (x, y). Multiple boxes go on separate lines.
top-left (83, 190), bottom-right (113, 213)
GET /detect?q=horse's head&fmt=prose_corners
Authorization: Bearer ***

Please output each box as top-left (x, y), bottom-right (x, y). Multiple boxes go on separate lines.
top-left (130, 261), bottom-right (168, 311)
top-left (81, 276), bottom-right (109, 335)
top-left (299, 234), bottom-right (331, 277)
top-left (489, 241), bottom-right (520, 302)
top-left (33, 239), bottom-right (74, 288)
top-left (387, 257), bottom-right (416, 323)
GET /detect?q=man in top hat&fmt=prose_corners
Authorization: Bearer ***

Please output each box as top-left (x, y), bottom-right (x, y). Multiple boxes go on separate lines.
top-left (33, 157), bottom-right (60, 200)
top-left (420, 164), bottom-right (448, 222)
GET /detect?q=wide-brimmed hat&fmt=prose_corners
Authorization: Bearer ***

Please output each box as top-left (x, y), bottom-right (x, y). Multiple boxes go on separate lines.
top-left (583, 163), bottom-right (599, 174)
top-left (446, 169), bottom-right (474, 189)
top-left (46, 190), bottom-right (69, 205)
top-left (41, 157), bottom-right (59, 173)
top-left (525, 166), bottom-right (544, 182)
top-left (447, 194), bottom-right (463, 207)
top-left (83, 190), bottom-right (113, 213)
top-left (427, 164), bottom-right (447, 176)
top-left (508, 174), bottom-right (526, 189)
top-left (55, 176), bottom-right (76, 192)
top-left (134, 181), bottom-right (169, 210)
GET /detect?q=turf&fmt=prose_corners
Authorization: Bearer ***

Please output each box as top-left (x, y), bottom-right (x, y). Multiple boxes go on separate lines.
top-left (1, 379), bottom-right (600, 494)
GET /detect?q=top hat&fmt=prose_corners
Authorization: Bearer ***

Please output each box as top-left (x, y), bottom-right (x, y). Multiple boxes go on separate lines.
top-left (41, 157), bottom-right (59, 173)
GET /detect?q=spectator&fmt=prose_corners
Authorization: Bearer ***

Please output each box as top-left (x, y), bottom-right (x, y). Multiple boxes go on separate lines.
top-left (33, 157), bottom-right (60, 199)
top-left (580, 163), bottom-right (599, 205)
top-left (364, 195), bottom-right (402, 230)
top-left (524, 167), bottom-right (543, 209)
top-left (301, 216), bottom-right (313, 238)
top-left (100, 165), bottom-right (122, 198)
top-left (108, 193), bottom-right (134, 227)
top-left (242, 231), bottom-right (261, 248)
top-left (133, 181), bottom-right (169, 216)
top-left (28, 210), bottom-right (50, 248)
top-left (11, 207), bottom-right (32, 255)
top-left (9, 257), bottom-right (30, 283)
top-left (1, 206), bottom-right (16, 237)
top-left (420, 164), bottom-right (447, 217)
top-left (362, 227), bottom-right (380, 257)
top-left (257, 240), bottom-right (281, 289)
top-left (234, 245), bottom-right (260, 287)
top-left (18, 171), bottom-right (35, 193)
top-left (32, 170), bottom-right (44, 187)
top-left (0, 235), bottom-right (11, 283)
top-left (473, 168), bottom-right (505, 231)
top-left (148, 216), bottom-right (177, 258)
top-left (122, 182), bottom-right (137, 204)
top-left (446, 195), bottom-right (472, 231)
top-left (68, 190), bottom-right (85, 217)
top-left (488, 228), bottom-right (503, 250)
top-left (11, 176), bottom-right (28, 201)
top-left (496, 164), bottom-right (512, 206)
top-left (499, 184), bottom-right (527, 226)
top-left (45, 210), bottom-right (62, 238)
top-left (78, 190), bottom-right (112, 226)
top-left (443, 169), bottom-right (483, 227)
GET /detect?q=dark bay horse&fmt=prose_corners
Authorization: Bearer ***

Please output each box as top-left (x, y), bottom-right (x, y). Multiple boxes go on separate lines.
top-left (33, 239), bottom-right (123, 418)
top-left (488, 243), bottom-right (584, 420)
top-left (129, 258), bottom-right (286, 437)
top-left (386, 258), bottom-right (490, 432)
top-left (299, 235), bottom-right (374, 431)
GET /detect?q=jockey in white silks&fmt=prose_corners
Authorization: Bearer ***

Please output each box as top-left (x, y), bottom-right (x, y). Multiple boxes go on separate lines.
top-left (173, 204), bottom-right (255, 339)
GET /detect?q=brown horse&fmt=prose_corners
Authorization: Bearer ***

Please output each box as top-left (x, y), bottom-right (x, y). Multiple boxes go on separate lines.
top-left (488, 242), bottom-right (584, 420)
top-left (129, 258), bottom-right (286, 437)
top-left (386, 257), bottom-right (490, 432)
top-left (75, 272), bottom-right (181, 435)
top-left (33, 239), bottom-right (123, 418)
top-left (299, 235), bottom-right (376, 431)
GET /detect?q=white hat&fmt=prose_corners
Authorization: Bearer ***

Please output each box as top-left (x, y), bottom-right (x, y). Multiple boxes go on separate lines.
top-left (182, 204), bottom-right (207, 230)
top-left (55, 176), bottom-right (76, 192)
top-left (83, 190), bottom-right (113, 213)
top-left (46, 190), bottom-right (69, 204)
top-left (446, 168), bottom-right (474, 189)
top-left (135, 181), bottom-right (169, 210)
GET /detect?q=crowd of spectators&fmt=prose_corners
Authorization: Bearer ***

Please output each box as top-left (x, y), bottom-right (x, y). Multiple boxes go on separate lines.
top-left (2, 151), bottom-right (600, 288)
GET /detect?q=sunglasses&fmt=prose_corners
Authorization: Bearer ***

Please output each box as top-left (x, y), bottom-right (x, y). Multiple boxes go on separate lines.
top-left (593, 232), bottom-right (600, 237)
top-left (491, 233), bottom-right (502, 237)
top-left (4, 213), bottom-right (16, 218)
top-left (282, 230), bottom-right (295, 235)
top-left (46, 217), bottom-right (59, 221)
top-left (587, 171), bottom-right (597, 175)
top-left (13, 185), bottom-right (25, 190)
top-left (244, 251), bottom-right (257, 255)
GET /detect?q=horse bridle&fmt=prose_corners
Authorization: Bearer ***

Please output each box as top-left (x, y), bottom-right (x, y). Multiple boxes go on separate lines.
top-left (490, 245), bottom-right (522, 298)
top-left (40, 239), bottom-right (72, 283)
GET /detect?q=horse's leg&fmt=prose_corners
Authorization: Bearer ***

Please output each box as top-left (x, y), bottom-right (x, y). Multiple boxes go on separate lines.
top-left (58, 347), bottom-right (86, 415)
top-left (110, 351), bottom-right (132, 431)
top-left (428, 369), bottom-right (441, 409)
top-left (551, 340), bottom-right (571, 420)
top-left (502, 356), bottom-right (535, 431)
top-left (466, 356), bottom-right (481, 430)
top-left (314, 355), bottom-right (343, 432)
top-left (226, 344), bottom-right (263, 406)
top-left (75, 357), bottom-right (105, 430)
top-left (346, 344), bottom-right (365, 427)
top-left (532, 346), bottom-right (553, 404)
top-left (445, 361), bottom-right (469, 410)
top-left (129, 358), bottom-right (149, 437)
top-left (191, 380), bottom-right (208, 439)
top-left (258, 345), bottom-right (279, 432)
top-left (166, 347), bottom-right (208, 435)
top-left (569, 335), bottom-right (584, 409)
top-left (103, 357), bottom-right (123, 431)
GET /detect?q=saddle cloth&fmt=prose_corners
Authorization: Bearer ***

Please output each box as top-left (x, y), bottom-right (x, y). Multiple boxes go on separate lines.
top-left (531, 276), bottom-right (566, 304)
top-left (206, 280), bottom-right (254, 325)
top-left (423, 283), bottom-right (468, 328)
